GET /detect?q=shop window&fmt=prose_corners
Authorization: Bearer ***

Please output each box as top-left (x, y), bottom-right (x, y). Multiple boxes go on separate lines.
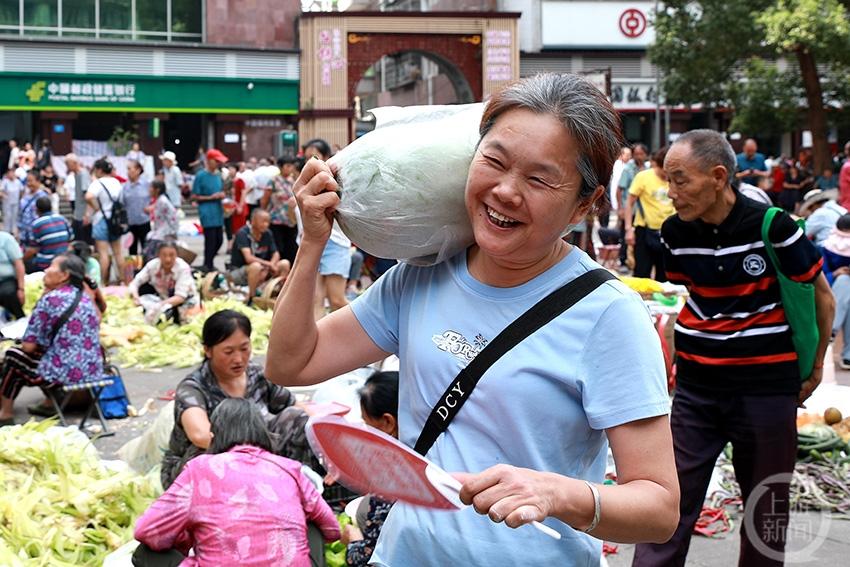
top-left (63, 0), bottom-right (95, 30)
top-left (137, 32), bottom-right (167, 41)
top-left (136, 0), bottom-right (166, 32)
top-left (624, 114), bottom-right (646, 144)
top-left (99, 0), bottom-right (130, 32)
top-left (170, 34), bottom-right (197, 42)
top-left (62, 29), bottom-right (96, 37)
top-left (171, 0), bottom-right (200, 35)
top-left (99, 30), bottom-right (131, 39)
top-left (22, 27), bottom-right (58, 35)
top-left (24, 0), bottom-right (57, 27)
top-left (0, 0), bottom-right (18, 26)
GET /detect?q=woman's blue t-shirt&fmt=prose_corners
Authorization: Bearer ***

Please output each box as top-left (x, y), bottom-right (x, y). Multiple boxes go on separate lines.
top-left (350, 248), bottom-right (670, 566)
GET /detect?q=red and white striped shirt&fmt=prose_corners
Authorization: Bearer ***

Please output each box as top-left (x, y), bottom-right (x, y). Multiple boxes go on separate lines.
top-left (662, 193), bottom-right (822, 394)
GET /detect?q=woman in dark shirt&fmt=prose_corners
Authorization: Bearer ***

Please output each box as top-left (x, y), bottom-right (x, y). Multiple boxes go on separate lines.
top-left (160, 309), bottom-right (312, 488)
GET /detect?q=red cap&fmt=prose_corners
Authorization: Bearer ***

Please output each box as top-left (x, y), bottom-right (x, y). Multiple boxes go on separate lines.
top-left (206, 148), bottom-right (228, 163)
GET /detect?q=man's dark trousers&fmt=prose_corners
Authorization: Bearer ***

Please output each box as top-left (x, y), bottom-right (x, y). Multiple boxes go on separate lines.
top-left (633, 383), bottom-right (797, 567)
top-left (202, 226), bottom-right (223, 272)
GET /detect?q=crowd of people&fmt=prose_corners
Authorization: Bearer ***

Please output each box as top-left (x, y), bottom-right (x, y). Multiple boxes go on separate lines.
top-left (2, 71), bottom-right (848, 566)
top-left (601, 136), bottom-right (850, 283)
top-left (0, 135), bottom-right (400, 322)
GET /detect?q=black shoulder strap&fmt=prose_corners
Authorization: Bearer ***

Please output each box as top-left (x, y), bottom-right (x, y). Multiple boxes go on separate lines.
top-left (49, 289), bottom-right (82, 343)
top-left (413, 268), bottom-right (616, 456)
top-left (96, 180), bottom-right (109, 215)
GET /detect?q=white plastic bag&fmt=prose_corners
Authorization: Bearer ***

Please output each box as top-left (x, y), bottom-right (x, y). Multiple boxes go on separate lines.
top-left (329, 103), bottom-right (484, 266)
top-left (117, 400), bottom-right (175, 474)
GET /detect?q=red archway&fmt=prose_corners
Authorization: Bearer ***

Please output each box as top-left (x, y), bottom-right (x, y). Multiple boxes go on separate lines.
top-left (346, 33), bottom-right (482, 103)
top-left (299, 12), bottom-right (519, 146)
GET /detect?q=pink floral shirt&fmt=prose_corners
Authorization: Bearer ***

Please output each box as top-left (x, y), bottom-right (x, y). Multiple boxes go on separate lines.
top-left (135, 445), bottom-right (340, 566)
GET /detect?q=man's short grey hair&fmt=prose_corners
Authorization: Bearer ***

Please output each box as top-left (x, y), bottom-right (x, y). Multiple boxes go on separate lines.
top-left (479, 73), bottom-right (623, 200)
top-left (671, 129), bottom-right (737, 185)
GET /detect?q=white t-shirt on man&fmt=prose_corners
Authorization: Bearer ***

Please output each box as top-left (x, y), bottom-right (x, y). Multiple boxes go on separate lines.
top-left (86, 176), bottom-right (123, 224)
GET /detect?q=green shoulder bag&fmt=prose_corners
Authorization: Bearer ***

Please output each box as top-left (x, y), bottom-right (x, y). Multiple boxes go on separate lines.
top-left (760, 207), bottom-right (819, 380)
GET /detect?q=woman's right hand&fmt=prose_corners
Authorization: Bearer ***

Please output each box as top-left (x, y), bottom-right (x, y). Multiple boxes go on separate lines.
top-left (294, 158), bottom-right (340, 245)
top-left (340, 524), bottom-right (363, 545)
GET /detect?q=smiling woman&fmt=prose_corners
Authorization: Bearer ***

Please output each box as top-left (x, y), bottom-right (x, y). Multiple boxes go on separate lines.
top-left (268, 73), bottom-right (680, 566)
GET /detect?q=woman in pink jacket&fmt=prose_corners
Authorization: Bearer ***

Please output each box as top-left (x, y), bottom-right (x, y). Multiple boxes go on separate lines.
top-left (134, 398), bottom-right (340, 566)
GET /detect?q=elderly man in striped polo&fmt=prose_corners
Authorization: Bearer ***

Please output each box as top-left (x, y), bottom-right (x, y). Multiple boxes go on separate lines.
top-left (633, 129), bottom-right (834, 567)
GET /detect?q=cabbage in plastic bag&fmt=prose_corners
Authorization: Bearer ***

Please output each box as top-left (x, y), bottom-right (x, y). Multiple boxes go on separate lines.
top-left (329, 103), bottom-right (484, 266)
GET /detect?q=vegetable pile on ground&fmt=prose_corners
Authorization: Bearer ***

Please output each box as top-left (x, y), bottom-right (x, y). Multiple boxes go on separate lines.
top-left (324, 513), bottom-right (352, 567)
top-left (711, 410), bottom-right (850, 521)
top-left (99, 294), bottom-right (272, 369)
top-left (0, 420), bottom-right (160, 566)
top-left (18, 278), bottom-right (273, 368)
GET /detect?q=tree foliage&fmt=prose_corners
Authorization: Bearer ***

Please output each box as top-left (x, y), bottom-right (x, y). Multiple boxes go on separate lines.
top-left (728, 59), bottom-right (800, 137)
top-left (651, 0), bottom-right (850, 169)
top-left (758, 0), bottom-right (850, 55)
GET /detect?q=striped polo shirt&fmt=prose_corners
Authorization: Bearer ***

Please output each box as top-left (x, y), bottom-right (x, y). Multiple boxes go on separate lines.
top-left (662, 192), bottom-right (822, 394)
top-left (31, 213), bottom-right (73, 270)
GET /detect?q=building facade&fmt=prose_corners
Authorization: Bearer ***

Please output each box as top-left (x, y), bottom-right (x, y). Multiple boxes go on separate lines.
top-left (345, 0), bottom-right (726, 150)
top-left (517, 0), bottom-right (727, 149)
top-left (0, 0), bottom-right (301, 167)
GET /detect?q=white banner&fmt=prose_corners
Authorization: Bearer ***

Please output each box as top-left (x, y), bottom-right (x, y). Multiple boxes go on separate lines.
top-left (542, 1), bottom-right (656, 48)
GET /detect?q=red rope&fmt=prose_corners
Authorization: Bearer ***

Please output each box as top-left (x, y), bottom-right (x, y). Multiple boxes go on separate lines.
top-left (694, 506), bottom-right (732, 538)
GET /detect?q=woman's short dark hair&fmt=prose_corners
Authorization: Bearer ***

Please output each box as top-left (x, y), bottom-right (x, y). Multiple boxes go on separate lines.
top-left (202, 309), bottom-right (252, 349)
top-left (304, 139), bottom-right (332, 160)
top-left (837, 213), bottom-right (850, 232)
top-left (651, 145), bottom-right (669, 168)
top-left (208, 398), bottom-right (274, 454)
top-left (359, 371), bottom-right (399, 420)
top-left (69, 240), bottom-right (92, 262)
top-left (93, 158), bottom-right (114, 175)
top-left (57, 254), bottom-right (86, 289)
top-left (151, 179), bottom-right (167, 198)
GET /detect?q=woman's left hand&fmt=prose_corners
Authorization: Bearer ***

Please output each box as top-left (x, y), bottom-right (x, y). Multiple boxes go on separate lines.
top-left (456, 464), bottom-right (557, 529)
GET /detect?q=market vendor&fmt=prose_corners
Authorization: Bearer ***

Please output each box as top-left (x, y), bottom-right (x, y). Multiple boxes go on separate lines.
top-left (228, 208), bottom-right (291, 305)
top-left (160, 309), bottom-right (313, 488)
top-left (128, 242), bottom-right (198, 325)
top-left (0, 255), bottom-right (102, 426)
top-left (267, 73), bottom-right (678, 565)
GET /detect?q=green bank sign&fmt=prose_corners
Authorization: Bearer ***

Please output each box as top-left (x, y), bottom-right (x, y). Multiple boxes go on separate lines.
top-left (0, 73), bottom-right (298, 114)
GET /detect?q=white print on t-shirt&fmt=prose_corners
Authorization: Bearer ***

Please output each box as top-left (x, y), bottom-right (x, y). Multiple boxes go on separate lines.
top-left (431, 330), bottom-right (488, 363)
top-left (743, 253), bottom-right (766, 276)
